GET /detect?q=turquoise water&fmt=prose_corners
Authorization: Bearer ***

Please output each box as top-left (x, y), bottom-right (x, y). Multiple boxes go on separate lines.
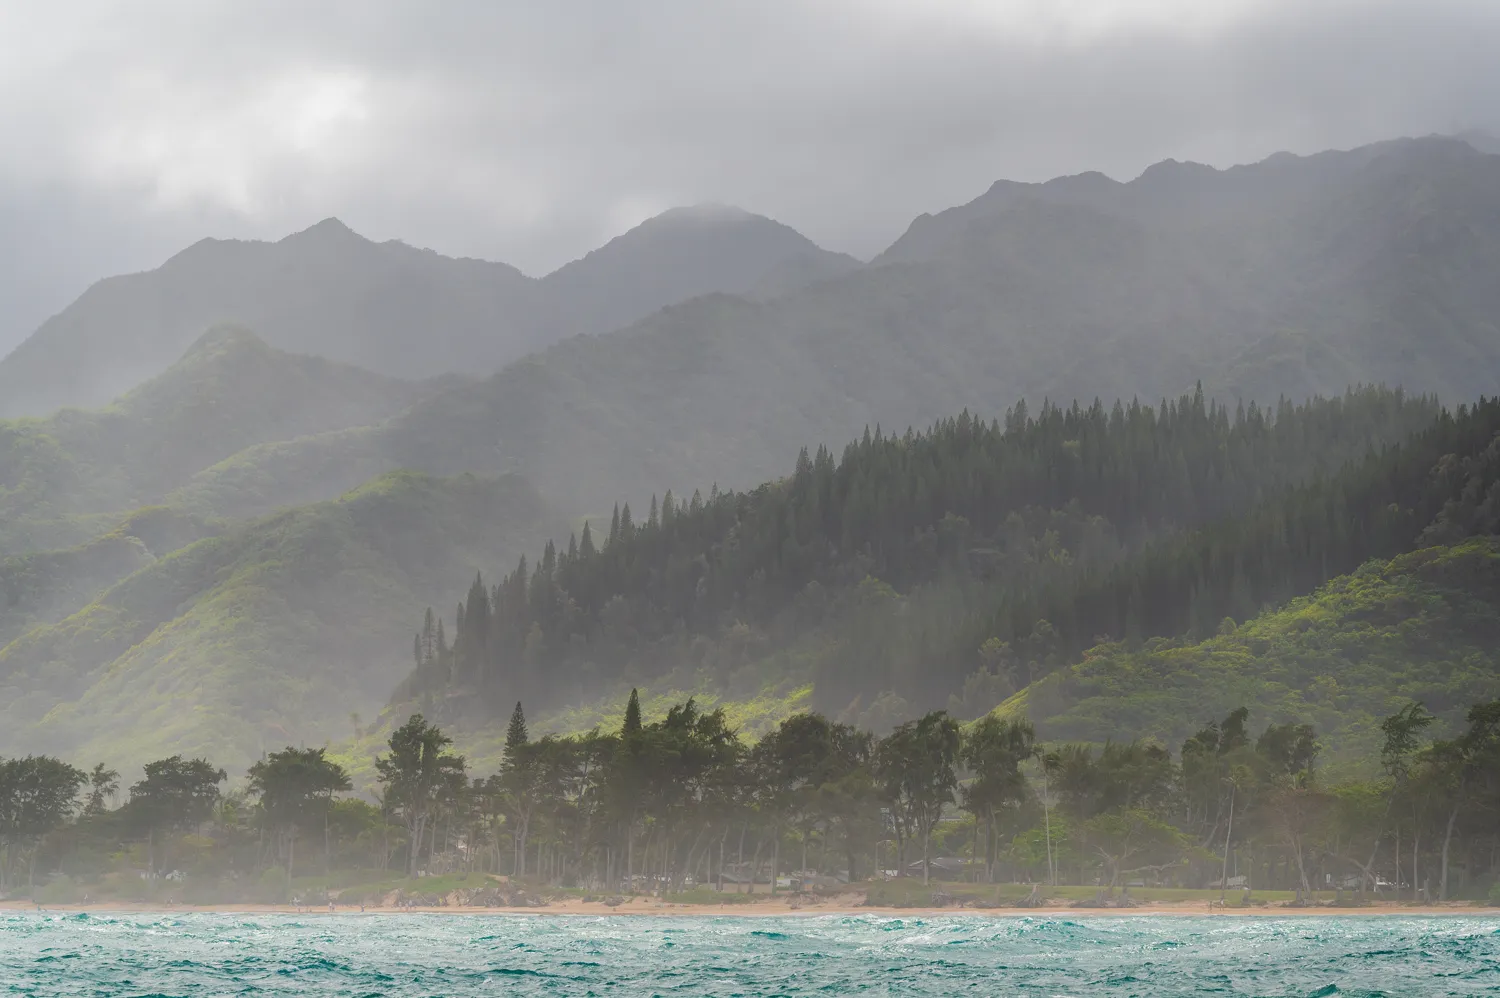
top-left (3, 912), bottom-right (1497, 996)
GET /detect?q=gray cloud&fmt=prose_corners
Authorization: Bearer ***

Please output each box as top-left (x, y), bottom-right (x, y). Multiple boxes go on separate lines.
top-left (1, 0), bottom-right (1497, 347)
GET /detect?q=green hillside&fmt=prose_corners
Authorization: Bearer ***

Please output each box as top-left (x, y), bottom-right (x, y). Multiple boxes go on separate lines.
top-left (1002, 538), bottom-right (1500, 764)
top-left (0, 506), bottom-right (218, 649)
top-left (0, 471), bottom-right (557, 773)
top-left (0, 326), bottom-right (425, 552)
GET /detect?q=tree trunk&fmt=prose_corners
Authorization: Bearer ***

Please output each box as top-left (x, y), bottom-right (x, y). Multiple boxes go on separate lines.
top-left (717, 826), bottom-right (729, 892)
top-left (1440, 804), bottom-right (1460, 901)
top-left (771, 829), bottom-right (780, 895)
top-left (1291, 836), bottom-right (1313, 895)
top-left (1412, 829), bottom-right (1420, 904)
top-left (737, 821), bottom-right (747, 889)
top-left (922, 824), bottom-right (931, 885)
top-left (681, 825), bottom-right (708, 893)
top-left (747, 836), bottom-right (766, 895)
top-left (984, 811), bottom-right (994, 884)
top-left (408, 816), bottom-right (425, 877)
top-left (1040, 762), bottom-right (1055, 885)
top-left (626, 815), bottom-right (635, 893)
top-left (1393, 825), bottom-right (1400, 903)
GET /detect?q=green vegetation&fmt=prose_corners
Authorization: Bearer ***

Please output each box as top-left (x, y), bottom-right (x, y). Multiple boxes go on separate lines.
top-left (0, 506), bottom-right (218, 648)
top-left (9, 695), bottom-right (1500, 906)
top-left (0, 471), bottom-right (557, 774)
top-left (1006, 538), bottom-right (1500, 762)
top-left (0, 325), bottom-right (423, 549)
top-left (395, 386), bottom-right (1455, 737)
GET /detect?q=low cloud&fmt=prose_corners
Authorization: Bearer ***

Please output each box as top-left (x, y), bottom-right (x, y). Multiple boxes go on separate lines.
top-left (1, 0), bottom-right (1496, 344)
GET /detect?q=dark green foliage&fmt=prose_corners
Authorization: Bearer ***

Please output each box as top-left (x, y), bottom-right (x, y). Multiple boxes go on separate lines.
top-left (246, 747), bottom-right (352, 879)
top-left (976, 397), bottom-right (1500, 682)
top-left (959, 716), bottom-right (1035, 881)
top-left (122, 755), bottom-right (226, 876)
top-left (375, 714), bottom-right (466, 877)
top-left (877, 711), bottom-right (962, 883)
top-left (13, 694), bottom-right (1500, 903)
top-left (505, 702), bottom-right (529, 752)
top-left (82, 763), bottom-right (119, 818)
top-left (623, 689), bottom-right (642, 736)
top-left (126, 756), bottom-right (226, 830)
top-left (0, 754), bottom-right (87, 891)
top-left (398, 386), bottom-right (1442, 720)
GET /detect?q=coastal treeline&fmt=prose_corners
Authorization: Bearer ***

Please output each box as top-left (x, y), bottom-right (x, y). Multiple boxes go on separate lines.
top-left (397, 387), bottom-right (1452, 718)
top-left (5, 695), bottom-right (1499, 903)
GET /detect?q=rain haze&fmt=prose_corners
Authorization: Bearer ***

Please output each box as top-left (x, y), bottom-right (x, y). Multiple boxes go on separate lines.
top-left (1, 0), bottom-right (1497, 347)
top-left (8, 0), bottom-right (1500, 955)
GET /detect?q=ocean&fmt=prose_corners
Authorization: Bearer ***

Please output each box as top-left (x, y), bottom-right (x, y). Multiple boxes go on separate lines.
top-left (3, 911), bottom-right (1497, 996)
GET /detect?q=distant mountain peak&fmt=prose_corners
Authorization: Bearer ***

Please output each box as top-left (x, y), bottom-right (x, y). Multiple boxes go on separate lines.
top-left (652, 203), bottom-right (757, 225)
top-left (1043, 170), bottom-right (1121, 192)
top-left (280, 216), bottom-right (366, 245)
top-left (1132, 157), bottom-right (1219, 186)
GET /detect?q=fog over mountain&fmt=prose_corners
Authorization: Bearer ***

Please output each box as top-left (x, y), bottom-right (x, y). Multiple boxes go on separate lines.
top-left (0, 325), bottom-right (433, 552)
top-left (4, 1), bottom-right (1498, 353)
top-left (158, 136), bottom-right (1500, 522)
top-left (0, 206), bottom-right (854, 417)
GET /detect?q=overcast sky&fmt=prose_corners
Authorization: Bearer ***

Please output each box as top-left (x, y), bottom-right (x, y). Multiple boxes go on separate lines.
top-left (1, 0), bottom-right (1497, 349)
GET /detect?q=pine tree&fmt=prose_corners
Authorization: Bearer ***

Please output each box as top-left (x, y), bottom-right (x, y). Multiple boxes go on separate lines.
top-left (506, 701), bottom-right (529, 752)
top-left (623, 688), bottom-right (642, 736)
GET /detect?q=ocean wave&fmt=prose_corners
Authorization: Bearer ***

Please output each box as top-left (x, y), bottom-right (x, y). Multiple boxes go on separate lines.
top-left (2, 913), bottom-right (1496, 995)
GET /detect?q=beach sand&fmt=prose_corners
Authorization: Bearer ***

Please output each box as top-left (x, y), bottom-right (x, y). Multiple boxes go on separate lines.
top-left (3, 896), bottom-right (1487, 918)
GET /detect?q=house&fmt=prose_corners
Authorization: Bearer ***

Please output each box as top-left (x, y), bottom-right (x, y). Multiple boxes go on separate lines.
top-left (905, 856), bottom-right (967, 878)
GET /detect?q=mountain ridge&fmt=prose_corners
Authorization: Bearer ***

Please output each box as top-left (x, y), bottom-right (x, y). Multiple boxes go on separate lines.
top-left (164, 137), bottom-right (1500, 521)
top-left (0, 205), bottom-right (860, 418)
top-left (0, 324), bottom-right (429, 550)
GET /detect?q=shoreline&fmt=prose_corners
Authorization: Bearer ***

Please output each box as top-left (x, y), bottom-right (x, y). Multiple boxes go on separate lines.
top-left (4, 899), bottom-right (1490, 918)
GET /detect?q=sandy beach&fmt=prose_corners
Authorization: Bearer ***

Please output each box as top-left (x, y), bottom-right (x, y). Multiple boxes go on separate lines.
top-left (4, 897), bottom-right (1489, 918)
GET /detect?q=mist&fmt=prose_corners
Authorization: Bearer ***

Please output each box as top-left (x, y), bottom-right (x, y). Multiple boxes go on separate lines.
top-left (3, 0), bottom-right (1498, 345)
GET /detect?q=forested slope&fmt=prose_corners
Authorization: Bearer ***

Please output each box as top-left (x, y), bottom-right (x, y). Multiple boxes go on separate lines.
top-left (389, 387), bottom-right (1456, 739)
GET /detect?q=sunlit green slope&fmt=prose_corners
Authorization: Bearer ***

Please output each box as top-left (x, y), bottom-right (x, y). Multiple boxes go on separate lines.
top-left (1001, 537), bottom-right (1500, 761)
top-left (0, 471), bottom-right (557, 773)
